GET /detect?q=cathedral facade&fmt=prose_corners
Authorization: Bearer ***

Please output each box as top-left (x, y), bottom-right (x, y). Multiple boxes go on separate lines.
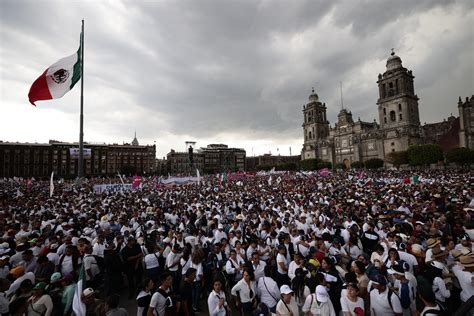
top-left (302, 51), bottom-right (468, 167)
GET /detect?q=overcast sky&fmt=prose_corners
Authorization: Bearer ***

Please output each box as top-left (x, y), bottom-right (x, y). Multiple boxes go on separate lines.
top-left (1, 0), bottom-right (473, 158)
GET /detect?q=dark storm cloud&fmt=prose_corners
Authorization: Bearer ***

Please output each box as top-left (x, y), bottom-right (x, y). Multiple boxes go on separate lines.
top-left (1, 0), bottom-right (473, 155)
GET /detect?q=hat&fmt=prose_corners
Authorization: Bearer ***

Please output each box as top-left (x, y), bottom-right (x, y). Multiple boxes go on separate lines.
top-left (0, 255), bottom-right (9, 261)
top-left (0, 242), bottom-right (9, 249)
top-left (280, 285), bottom-right (293, 295)
top-left (83, 288), bottom-right (95, 297)
top-left (430, 261), bottom-right (444, 270)
top-left (459, 255), bottom-right (474, 268)
top-left (431, 247), bottom-right (446, 258)
top-left (49, 243), bottom-right (59, 250)
top-left (10, 266), bottom-right (25, 277)
top-left (461, 233), bottom-right (471, 241)
top-left (410, 244), bottom-right (423, 257)
top-left (388, 264), bottom-right (406, 276)
top-left (316, 285), bottom-right (329, 302)
top-left (370, 274), bottom-right (388, 286)
top-left (33, 282), bottom-right (47, 290)
top-left (29, 238), bottom-right (38, 244)
top-left (50, 272), bottom-right (62, 283)
top-left (426, 238), bottom-right (440, 249)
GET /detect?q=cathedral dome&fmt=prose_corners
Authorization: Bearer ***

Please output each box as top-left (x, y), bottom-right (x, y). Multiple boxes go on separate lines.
top-left (386, 50), bottom-right (402, 71)
top-left (308, 88), bottom-right (319, 102)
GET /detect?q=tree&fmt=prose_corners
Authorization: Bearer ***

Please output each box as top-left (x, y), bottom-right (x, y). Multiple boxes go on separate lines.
top-left (386, 150), bottom-right (409, 168)
top-left (445, 147), bottom-right (474, 166)
top-left (301, 158), bottom-right (321, 171)
top-left (316, 161), bottom-right (332, 170)
top-left (351, 161), bottom-right (364, 169)
top-left (364, 158), bottom-right (384, 169)
top-left (334, 163), bottom-right (345, 170)
top-left (407, 144), bottom-right (443, 166)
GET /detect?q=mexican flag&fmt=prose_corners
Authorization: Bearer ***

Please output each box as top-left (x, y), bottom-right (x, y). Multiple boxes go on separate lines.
top-left (28, 34), bottom-right (81, 106)
top-left (72, 263), bottom-right (86, 315)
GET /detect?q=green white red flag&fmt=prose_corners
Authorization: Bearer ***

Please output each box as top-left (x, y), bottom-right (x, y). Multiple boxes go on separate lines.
top-left (28, 35), bottom-right (81, 106)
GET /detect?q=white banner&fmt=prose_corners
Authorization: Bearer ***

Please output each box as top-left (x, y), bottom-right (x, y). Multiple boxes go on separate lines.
top-left (69, 148), bottom-right (92, 158)
top-left (93, 183), bottom-right (132, 194)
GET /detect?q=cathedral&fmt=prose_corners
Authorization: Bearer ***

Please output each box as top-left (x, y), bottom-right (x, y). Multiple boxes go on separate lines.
top-left (301, 51), bottom-right (472, 167)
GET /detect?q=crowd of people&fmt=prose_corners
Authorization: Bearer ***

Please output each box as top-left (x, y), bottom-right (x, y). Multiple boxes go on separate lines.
top-left (0, 168), bottom-right (473, 316)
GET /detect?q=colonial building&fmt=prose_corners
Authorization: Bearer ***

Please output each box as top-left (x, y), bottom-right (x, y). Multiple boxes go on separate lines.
top-left (0, 135), bottom-right (156, 178)
top-left (459, 96), bottom-right (474, 149)
top-left (302, 51), bottom-right (467, 166)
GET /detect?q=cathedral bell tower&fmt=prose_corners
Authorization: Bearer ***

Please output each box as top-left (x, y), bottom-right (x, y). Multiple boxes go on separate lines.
top-left (302, 88), bottom-right (329, 160)
top-left (377, 50), bottom-right (421, 154)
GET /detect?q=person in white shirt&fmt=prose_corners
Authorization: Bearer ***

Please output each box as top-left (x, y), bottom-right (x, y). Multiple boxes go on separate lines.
top-left (92, 235), bottom-right (106, 258)
top-left (276, 284), bottom-right (299, 316)
top-left (452, 255), bottom-right (474, 303)
top-left (208, 279), bottom-right (231, 316)
top-left (302, 285), bottom-right (336, 316)
top-left (225, 249), bottom-right (244, 286)
top-left (143, 245), bottom-right (161, 282)
top-left (288, 252), bottom-right (306, 281)
top-left (388, 264), bottom-right (417, 315)
top-left (250, 252), bottom-right (266, 281)
top-left (257, 266), bottom-right (280, 313)
top-left (276, 245), bottom-right (289, 287)
top-left (6, 266), bottom-right (35, 297)
top-left (231, 268), bottom-right (257, 315)
top-left (83, 245), bottom-right (100, 287)
top-left (369, 274), bottom-right (403, 316)
top-left (147, 272), bottom-right (173, 316)
top-left (428, 261), bottom-right (450, 306)
top-left (340, 282), bottom-right (365, 316)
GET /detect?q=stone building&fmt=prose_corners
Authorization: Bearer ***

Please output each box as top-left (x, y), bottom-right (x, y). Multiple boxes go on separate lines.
top-left (302, 51), bottom-right (467, 166)
top-left (459, 96), bottom-right (474, 149)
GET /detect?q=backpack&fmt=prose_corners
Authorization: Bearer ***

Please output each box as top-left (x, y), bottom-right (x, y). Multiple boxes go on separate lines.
top-left (92, 255), bottom-right (105, 277)
top-left (370, 287), bottom-right (399, 311)
top-left (155, 288), bottom-right (176, 316)
top-left (399, 282), bottom-right (411, 309)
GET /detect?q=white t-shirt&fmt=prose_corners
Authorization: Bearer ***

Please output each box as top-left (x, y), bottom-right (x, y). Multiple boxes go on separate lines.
top-left (276, 297), bottom-right (299, 316)
top-left (340, 290), bottom-right (365, 316)
top-left (453, 267), bottom-right (474, 302)
top-left (302, 293), bottom-right (336, 316)
top-left (83, 254), bottom-right (100, 281)
top-left (369, 288), bottom-right (403, 316)
top-left (149, 287), bottom-right (171, 316)
top-left (60, 255), bottom-right (74, 275)
top-left (144, 252), bottom-right (160, 270)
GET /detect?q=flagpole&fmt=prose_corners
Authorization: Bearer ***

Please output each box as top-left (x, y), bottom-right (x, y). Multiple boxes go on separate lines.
top-left (78, 20), bottom-right (85, 178)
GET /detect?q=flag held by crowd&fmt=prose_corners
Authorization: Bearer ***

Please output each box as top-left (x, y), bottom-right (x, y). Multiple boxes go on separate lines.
top-left (49, 171), bottom-right (54, 197)
top-left (72, 264), bottom-right (86, 315)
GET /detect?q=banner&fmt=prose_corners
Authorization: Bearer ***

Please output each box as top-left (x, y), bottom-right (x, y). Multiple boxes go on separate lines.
top-left (160, 176), bottom-right (200, 185)
top-left (93, 183), bottom-right (132, 194)
top-left (69, 148), bottom-right (91, 158)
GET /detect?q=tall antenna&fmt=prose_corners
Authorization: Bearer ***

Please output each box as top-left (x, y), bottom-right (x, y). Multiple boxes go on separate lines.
top-left (340, 81), bottom-right (344, 110)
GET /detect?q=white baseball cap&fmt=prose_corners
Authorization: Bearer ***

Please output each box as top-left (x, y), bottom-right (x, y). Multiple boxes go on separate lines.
top-left (316, 285), bottom-right (329, 302)
top-left (280, 285), bottom-right (293, 295)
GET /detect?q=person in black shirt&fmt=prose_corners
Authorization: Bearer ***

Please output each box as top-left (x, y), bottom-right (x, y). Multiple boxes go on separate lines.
top-left (179, 268), bottom-right (196, 316)
top-left (121, 237), bottom-right (144, 299)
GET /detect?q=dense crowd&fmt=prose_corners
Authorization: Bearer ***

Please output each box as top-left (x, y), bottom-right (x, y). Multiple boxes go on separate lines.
top-left (0, 169), bottom-right (473, 316)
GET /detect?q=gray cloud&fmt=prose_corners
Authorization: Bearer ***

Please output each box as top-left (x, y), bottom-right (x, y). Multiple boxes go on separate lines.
top-left (0, 0), bottom-right (473, 157)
